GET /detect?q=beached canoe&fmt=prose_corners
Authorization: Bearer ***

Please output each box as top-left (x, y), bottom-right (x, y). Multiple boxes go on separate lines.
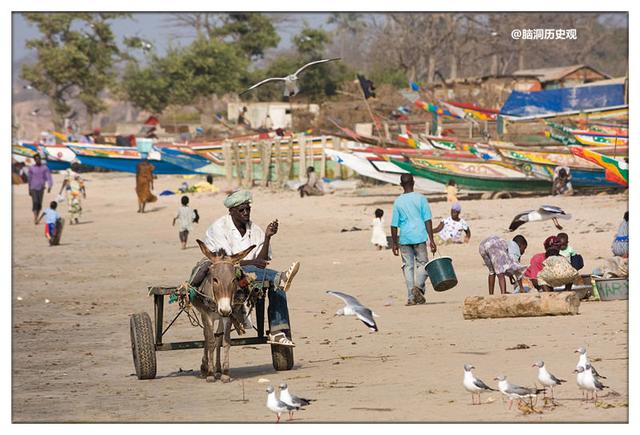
top-left (67, 144), bottom-right (197, 174)
top-left (391, 158), bottom-right (552, 192)
top-left (495, 146), bottom-right (621, 188)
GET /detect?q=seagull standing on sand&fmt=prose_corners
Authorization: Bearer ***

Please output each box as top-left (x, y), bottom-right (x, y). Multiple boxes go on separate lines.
top-left (279, 383), bottom-right (314, 419)
top-left (494, 375), bottom-right (545, 410)
top-left (326, 290), bottom-right (379, 332)
top-left (265, 385), bottom-right (296, 423)
top-left (241, 58), bottom-right (341, 97)
top-left (532, 360), bottom-right (566, 398)
top-left (463, 364), bottom-right (496, 405)
top-left (574, 365), bottom-right (608, 402)
top-left (509, 205), bottom-right (571, 231)
top-left (575, 347), bottom-right (606, 379)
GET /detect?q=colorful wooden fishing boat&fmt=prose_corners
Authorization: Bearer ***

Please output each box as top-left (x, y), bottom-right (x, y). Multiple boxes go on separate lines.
top-left (66, 144), bottom-right (198, 174)
top-left (569, 146), bottom-right (628, 187)
top-left (391, 157), bottom-right (553, 192)
top-left (495, 146), bottom-right (624, 188)
top-left (14, 143), bottom-right (73, 171)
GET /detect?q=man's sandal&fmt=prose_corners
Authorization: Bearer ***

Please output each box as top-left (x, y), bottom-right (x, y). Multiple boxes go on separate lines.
top-left (280, 261), bottom-right (300, 292)
top-left (267, 332), bottom-right (295, 347)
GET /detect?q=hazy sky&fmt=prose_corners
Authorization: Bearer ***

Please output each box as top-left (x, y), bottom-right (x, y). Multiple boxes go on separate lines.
top-left (12, 12), bottom-right (331, 63)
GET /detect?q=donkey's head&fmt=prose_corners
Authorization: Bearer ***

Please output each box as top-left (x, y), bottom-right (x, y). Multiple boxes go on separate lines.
top-left (196, 239), bottom-right (256, 317)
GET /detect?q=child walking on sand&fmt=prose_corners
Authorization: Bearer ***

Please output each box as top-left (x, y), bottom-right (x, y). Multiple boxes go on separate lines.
top-left (36, 201), bottom-right (64, 246)
top-left (445, 179), bottom-right (458, 203)
top-left (173, 195), bottom-right (198, 249)
top-left (371, 208), bottom-right (388, 250)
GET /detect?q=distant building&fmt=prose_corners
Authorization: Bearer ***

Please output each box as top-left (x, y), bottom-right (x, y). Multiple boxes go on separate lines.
top-left (227, 102), bottom-right (320, 130)
top-left (512, 64), bottom-right (610, 90)
top-left (429, 64), bottom-right (612, 109)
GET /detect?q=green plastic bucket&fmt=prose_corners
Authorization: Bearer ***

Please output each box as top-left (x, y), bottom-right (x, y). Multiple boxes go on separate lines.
top-left (425, 256), bottom-right (458, 292)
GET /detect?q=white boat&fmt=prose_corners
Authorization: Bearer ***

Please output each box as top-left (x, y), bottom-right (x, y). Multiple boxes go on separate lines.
top-left (323, 148), bottom-right (443, 193)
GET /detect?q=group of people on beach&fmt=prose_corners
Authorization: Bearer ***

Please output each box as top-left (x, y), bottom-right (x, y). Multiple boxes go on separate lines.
top-left (369, 173), bottom-right (627, 302)
top-left (24, 153), bottom-right (87, 246)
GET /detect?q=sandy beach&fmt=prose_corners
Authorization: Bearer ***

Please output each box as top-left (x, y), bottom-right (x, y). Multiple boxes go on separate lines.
top-left (11, 172), bottom-right (628, 422)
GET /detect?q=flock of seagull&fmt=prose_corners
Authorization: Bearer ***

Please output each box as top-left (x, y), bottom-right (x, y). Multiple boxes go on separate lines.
top-left (265, 383), bottom-right (314, 422)
top-left (463, 347), bottom-right (609, 409)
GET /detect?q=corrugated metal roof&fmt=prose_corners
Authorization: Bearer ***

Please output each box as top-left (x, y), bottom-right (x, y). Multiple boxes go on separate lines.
top-left (512, 65), bottom-right (610, 82)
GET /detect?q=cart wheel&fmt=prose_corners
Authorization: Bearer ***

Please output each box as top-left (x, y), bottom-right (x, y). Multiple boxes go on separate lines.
top-left (271, 331), bottom-right (294, 371)
top-left (130, 312), bottom-right (157, 380)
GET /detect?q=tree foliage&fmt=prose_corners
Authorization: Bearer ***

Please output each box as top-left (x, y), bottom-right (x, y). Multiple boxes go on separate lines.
top-left (120, 37), bottom-right (247, 114)
top-left (20, 12), bottom-right (127, 127)
top-left (210, 13), bottom-right (280, 60)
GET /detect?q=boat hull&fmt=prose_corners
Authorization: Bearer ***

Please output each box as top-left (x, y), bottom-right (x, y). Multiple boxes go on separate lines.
top-left (72, 155), bottom-right (195, 174)
top-left (391, 159), bottom-right (552, 192)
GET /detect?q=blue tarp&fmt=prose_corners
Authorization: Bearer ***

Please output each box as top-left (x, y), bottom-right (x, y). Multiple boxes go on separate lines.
top-left (500, 84), bottom-right (625, 117)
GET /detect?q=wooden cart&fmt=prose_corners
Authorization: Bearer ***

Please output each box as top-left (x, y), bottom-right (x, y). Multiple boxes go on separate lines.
top-left (129, 280), bottom-right (294, 380)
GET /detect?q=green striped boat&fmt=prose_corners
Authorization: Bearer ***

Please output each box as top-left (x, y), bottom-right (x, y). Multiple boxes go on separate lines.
top-left (390, 158), bottom-right (553, 192)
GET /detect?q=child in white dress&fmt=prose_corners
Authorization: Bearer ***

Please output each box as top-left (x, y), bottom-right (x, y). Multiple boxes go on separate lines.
top-left (371, 208), bottom-right (389, 250)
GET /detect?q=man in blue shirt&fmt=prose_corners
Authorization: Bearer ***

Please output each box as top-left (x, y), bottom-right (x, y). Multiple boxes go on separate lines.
top-left (391, 174), bottom-right (437, 305)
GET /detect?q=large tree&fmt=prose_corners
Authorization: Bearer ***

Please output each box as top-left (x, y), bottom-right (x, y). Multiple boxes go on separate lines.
top-left (168, 12), bottom-right (279, 61)
top-left (119, 37), bottom-right (247, 114)
top-left (211, 13), bottom-right (280, 61)
top-left (20, 12), bottom-right (127, 128)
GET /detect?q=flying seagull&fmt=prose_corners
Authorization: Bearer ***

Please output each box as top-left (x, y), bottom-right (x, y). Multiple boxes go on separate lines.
top-left (241, 58), bottom-right (341, 97)
top-left (326, 290), bottom-right (378, 332)
top-left (532, 360), bottom-right (566, 398)
top-left (509, 205), bottom-right (571, 231)
top-left (495, 375), bottom-right (545, 410)
top-left (463, 364), bottom-right (496, 405)
top-left (279, 383), bottom-right (314, 419)
top-left (265, 385), bottom-right (296, 423)
top-left (30, 108), bottom-right (40, 116)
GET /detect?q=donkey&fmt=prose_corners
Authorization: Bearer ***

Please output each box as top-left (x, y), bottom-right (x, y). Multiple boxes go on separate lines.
top-left (192, 239), bottom-right (256, 383)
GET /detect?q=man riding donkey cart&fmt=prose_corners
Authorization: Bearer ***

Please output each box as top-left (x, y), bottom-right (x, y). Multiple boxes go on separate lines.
top-left (186, 190), bottom-right (300, 381)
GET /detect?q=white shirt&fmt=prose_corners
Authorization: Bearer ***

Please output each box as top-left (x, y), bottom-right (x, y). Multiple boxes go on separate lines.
top-left (175, 206), bottom-right (195, 231)
top-left (204, 214), bottom-right (271, 260)
top-left (439, 217), bottom-right (469, 241)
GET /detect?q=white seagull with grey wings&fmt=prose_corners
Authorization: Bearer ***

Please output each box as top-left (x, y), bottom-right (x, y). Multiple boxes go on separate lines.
top-left (241, 58), bottom-right (341, 97)
top-left (494, 375), bottom-right (545, 410)
top-left (326, 290), bottom-right (379, 332)
top-left (509, 205), bottom-right (571, 231)
top-left (265, 385), bottom-right (296, 423)
top-left (463, 364), bottom-right (496, 405)
top-left (532, 360), bottom-right (566, 398)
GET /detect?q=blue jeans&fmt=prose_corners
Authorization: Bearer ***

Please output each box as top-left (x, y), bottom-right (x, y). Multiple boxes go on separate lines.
top-left (242, 266), bottom-right (290, 333)
top-left (399, 243), bottom-right (429, 301)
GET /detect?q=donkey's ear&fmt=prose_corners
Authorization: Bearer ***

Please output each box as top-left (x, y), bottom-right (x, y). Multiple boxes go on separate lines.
top-left (229, 244), bottom-right (257, 264)
top-left (196, 239), bottom-right (216, 261)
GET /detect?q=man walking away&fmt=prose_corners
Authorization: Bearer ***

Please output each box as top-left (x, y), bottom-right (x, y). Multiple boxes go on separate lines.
top-left (391, 174), bottom-right (437, 305)
top-left (27, 154), bottom-right (53, 224)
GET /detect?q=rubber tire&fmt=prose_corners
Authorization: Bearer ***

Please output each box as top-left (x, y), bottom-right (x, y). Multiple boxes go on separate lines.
top-left (130, 312), bottom-right (157, 380)
top-left (271, 330), bottom-right (294, 371)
